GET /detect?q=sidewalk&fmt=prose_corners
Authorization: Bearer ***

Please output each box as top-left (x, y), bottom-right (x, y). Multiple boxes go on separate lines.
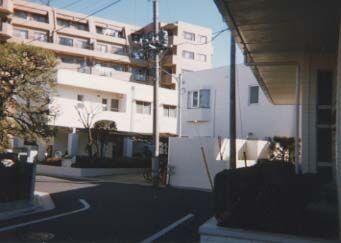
top-left (0, 192), bottom-right (55, 221)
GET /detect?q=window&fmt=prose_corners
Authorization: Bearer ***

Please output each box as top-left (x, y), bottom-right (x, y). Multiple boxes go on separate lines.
top-left (199, 89), bottom-right (210, 108)
top-left (188, 89), bottom-right (210, 108)
top-left (96, 26), bottom-right (124, 38)
top-left (13, 28), bottom-right (28, 39)
top-left (14, 10), bottom-right (48, 23)
top-left (111, 45), bottom-right (127, 55)
top-left (14, 10), bottom-right (28, 19)
top-left (57, 19), bottom-right (70, 28)
top-left (198, 35), bottom-right (207, 44)
top-left (197, 53), bottom-right (207, 62)
top-left (57, 18), bottom-right (88, 31)
top-left (132, 68), bottom-right (147, 81)
top-left (249, 86), bottom-right (259, 104)
top-left (163, 105), bottom-right (177, 118)
top-left (59, 37), bottom-right (73, 47)
top-left (182, 50), bottom-right (194, 60)
top-left (61, 56), bottom-right (81, 64)
top-left (183, 31), bottom-right (195, 41)
top-left (136, 101), bottom-right (151, 115)
top-left (96, 43), bottom-right (108, 53)
top-left (77, 94), bottom-right (84, 102)
top-left (75, 39), bottom-right (89, 49)
top-left (102, 98), bottom-right (108, 111)
top-left (34, 32), bottom-right (48, 42)
top-left (31, 13), bottom-right (48, 23)
top-left (110, 99), bottom-right (119, 112)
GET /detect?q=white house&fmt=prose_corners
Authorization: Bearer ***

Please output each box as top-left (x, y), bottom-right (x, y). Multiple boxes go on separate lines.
top-left (168, 65), bottom-right (296, 190)
top-left (179, 65), bottom-right (296, 139)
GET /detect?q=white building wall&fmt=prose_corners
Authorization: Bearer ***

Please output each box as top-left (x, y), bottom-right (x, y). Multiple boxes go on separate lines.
top-left (181, 65), bottom-right (296, 140)
top-left (51, 69), bottom-right (178, 135)
top-left (168, 137), bottom-right (269, 190)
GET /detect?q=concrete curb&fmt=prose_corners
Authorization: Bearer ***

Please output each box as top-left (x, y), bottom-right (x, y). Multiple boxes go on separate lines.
top-left (0, 191), bottom-right (55, 221)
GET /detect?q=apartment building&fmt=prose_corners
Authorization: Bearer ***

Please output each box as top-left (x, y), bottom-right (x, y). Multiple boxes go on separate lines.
top-left (0, 0), bottom-right (212, 159)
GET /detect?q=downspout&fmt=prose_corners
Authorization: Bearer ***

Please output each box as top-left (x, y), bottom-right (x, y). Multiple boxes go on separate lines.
top-left (244, 56), bottom-right (302, 174)
top-left (177, 74), bottom-right (182, 137)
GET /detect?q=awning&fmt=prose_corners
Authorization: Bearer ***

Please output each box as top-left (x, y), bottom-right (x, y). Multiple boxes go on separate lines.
top-left (214, 0), bottom-right (341, 104)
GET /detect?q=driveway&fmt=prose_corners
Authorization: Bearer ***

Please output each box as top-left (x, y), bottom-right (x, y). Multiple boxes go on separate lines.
top-left (0, 175), bottom-right (213, 242)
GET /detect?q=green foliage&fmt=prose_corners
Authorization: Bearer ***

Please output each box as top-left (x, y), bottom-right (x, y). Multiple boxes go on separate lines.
top-left (269, 136), bottom-right (295, 162)
top-left (0, 43), bottom-right (57, 151)
top-left (93, 120), bottom-right (117, 159)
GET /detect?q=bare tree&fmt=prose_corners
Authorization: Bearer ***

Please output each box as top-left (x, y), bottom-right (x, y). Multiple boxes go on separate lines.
top-left (74, 104), bottom-right (101, 158)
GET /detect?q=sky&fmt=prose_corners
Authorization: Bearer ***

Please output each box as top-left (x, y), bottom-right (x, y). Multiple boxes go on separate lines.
top-left (30, 0), bottom-right (243, 67)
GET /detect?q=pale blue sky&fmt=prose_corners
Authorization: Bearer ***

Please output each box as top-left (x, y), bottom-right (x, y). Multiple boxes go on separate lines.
top-left (30, 0), bottom-right (243, 67)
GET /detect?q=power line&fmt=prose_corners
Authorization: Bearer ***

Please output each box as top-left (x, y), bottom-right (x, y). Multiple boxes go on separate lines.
top-left (26, 0), bottom-right (123, 44)
top-left (176, 28), bottom-right (229, 47)
top-left (59, 0), bottom-right (87, 9)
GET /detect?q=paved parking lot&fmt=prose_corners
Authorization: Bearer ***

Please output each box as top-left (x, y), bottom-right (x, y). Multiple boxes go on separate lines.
top-left (0, 176), bottom-right (213, 242)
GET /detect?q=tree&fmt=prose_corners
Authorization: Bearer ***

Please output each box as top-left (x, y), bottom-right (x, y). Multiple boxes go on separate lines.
top-left (269, 136), bottom-right (295, 163)
top-left (93, 120), bottom-right (117, 159)
top-left (0, 43), bottom-right (57, 152)
top-left (75, 104), bottom-right (100, 158)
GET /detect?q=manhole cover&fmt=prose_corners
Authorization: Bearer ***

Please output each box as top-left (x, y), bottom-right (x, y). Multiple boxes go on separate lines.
top-left (18, 232), bottom-right (55, 242)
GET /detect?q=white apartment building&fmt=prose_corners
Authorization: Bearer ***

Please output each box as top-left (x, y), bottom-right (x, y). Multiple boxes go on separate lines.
top-left (0, 0), bottom-right (213, 159)
top-left (180, 65), bottom-right (296, 139)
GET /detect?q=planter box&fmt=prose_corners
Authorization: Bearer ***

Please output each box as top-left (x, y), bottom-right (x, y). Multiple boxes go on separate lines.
top-left (199, 218), bottom-right (337, 243)
top-left (37, 164), bottom-right (143, 178)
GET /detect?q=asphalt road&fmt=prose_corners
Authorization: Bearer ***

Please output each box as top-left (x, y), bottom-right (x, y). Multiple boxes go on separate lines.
top-left (0, 176), bottom-right (214, 242)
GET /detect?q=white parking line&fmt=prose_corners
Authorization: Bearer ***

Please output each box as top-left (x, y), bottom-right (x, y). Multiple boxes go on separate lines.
top-left (141, 214), bottom-right (194, 243)
top-left (0, 199), bottom-right (90, 233)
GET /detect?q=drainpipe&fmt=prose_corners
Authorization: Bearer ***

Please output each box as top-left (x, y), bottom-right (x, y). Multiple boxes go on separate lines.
top-left (244, 57), bottom-right (302, 174)
top-left (177, 74), bottom-right (182, 137)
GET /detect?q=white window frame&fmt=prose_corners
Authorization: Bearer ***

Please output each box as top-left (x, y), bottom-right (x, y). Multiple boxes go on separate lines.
top-left (13, 28), bottom-right (28, 39)
top-left (163, 105), bottom-right (177, 118)
top-left (183, 31), bottom-right (195, 41)
top-left (249, 85), bottom-right (259, 105)
top-left (188, 89), bottom-right (210, 109)
top-left (197, 53), bottom-right (207, 62)
top-left (136, 101), bottom-right (151, 115)
top-left (182, 50), bottom-right (195, 60)
top-left (198, 35), bottom-right (207, 44)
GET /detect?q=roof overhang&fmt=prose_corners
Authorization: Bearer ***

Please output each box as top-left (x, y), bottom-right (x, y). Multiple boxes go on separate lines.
top-left (214, 0), bottom-right (341, 104)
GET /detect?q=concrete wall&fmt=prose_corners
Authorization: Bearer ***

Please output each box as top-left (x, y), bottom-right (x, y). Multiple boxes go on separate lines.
top-left (181, 65), bottom-right (296, 140)
top-left (37, 164), bottom-right (143, 178)
top-left (168, 137), bottom-right (269, 190)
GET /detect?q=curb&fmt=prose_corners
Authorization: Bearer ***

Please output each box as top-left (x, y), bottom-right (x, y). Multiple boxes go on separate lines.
top-left (0, 191), bottom-right (55, 221)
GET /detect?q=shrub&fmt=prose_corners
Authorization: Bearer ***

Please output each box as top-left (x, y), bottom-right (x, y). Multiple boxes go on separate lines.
top-left (73, 156), bottom-right (150, 169)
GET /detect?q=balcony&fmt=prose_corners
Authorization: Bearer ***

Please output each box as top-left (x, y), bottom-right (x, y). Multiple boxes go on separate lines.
top-left (0, 22), bottom-right (12, 39)
top-left (0, 0), bottom-right (13, 14)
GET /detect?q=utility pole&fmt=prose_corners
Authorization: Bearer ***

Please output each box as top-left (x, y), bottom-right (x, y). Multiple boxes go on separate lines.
top-left (152, 0), bottom-right (160, 187)
top-left (134, 0), bottom-right (168, 188)
top-left (229, 34), bottom-right (237, 169)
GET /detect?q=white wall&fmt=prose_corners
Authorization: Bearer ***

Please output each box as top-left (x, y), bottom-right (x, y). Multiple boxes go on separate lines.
top-left (51, 69), bottom-right (178, 135)
top-left (168, 137), bottom-right (269, 190)
top-left (180, 65), bottom-right (296, 140)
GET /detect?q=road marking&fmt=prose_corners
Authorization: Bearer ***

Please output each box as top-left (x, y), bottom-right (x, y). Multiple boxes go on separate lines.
top-left (0, 199), bottom-right (90, 233)
top-left (141, 214), bottom-right (194, 243)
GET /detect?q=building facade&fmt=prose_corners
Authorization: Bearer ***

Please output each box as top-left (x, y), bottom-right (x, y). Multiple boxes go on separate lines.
top-left (0, 0), bottom-right (212, 159)
top-left (180, 65), bottom-right (296, 140)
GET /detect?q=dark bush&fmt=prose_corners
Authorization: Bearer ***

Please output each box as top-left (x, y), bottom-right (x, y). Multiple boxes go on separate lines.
top-left (38, 157), bottom-right (62, 167)
top-left (73, 156), bottom-right (150, 169)
top-left (214, 160), bottom-right (336, 237)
